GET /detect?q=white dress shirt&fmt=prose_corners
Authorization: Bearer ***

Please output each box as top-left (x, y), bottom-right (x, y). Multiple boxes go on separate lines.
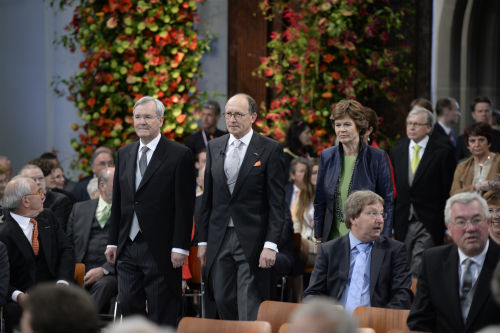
top-left (458, 240), bottom-right (489, 292)
top-left (408, 135), bottom-right (429, 164)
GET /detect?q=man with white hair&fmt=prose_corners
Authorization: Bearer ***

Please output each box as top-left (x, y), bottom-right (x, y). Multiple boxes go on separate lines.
top-left (408, 192), bottom-right (500, 332)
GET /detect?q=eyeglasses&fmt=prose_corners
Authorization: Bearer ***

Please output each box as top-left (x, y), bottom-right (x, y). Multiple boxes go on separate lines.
top-left (134, 114), bottom-right (158, 121)
top-left (24, 189), bottom-right (43, 198)
top-left (406, 122), bottom-right (427, 127)
top-left (364, 211), bottom-right (387, 219)
top-left (451, 217), bottom-right (486, 229)
top-left (223, 112), bottom-right (249, 120)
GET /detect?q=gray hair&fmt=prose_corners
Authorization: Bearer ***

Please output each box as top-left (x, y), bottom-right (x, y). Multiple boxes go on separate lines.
top-left (343, 190), bottom-right (384, 228)
top-left (408, 107), bottom-right (434, 127)
top-left (289, 297), bottom-right (358, 332)
top-left (133, 96), bottom-right (165, 118)
top-left (86, 178), bottom-right (99, 198)
top-left (18, 164), bottom-right (42, 176)
top-left (2, 176), bottom-right (33, 210)
top-left (201, 100), bottom-right (221, 116)
top-left (90, 148), bottom-right (114, 167)
top-left (444, 192), bottom-right (490, 224)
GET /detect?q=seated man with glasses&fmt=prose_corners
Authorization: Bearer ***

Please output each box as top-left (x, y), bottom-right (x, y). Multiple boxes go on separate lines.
top-left (408, 192), bottom-right (500, 332)
top-left (0, 176), bottom-right (74, 332)
top-left (303, 190), bottom-right (412, 313)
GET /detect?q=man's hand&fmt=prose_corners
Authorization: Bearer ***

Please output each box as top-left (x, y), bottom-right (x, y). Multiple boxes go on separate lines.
top-left (171, 252), bottom-right (187, 269)
top-left (258, 248), bottom-right (276, 269)
top-left (105, 247), bottom-right (116, 264)
top-left (197, 245), bottom-right (207, 266)
top-left (84, 267), bottom-right (104, 286)
top-left (17, 292), bottom-right (27, 305)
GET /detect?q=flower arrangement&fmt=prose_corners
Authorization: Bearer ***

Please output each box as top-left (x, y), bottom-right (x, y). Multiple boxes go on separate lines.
top-left (255, 0), bottom-right (414, 153)
top-left (51, 0), bottom-right (211, 174)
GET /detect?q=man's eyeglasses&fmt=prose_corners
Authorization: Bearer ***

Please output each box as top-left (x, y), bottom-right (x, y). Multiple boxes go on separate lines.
top-left (406, 122), bottom-right (427, 128)
top-left (223, 112), bottom-right (249, 120)
top-left (451, 217), bottom-right (485, 229)
top-left (364, 211), bottom-right (387, 219)
top-left (24, 189), bottom-right (43, 198)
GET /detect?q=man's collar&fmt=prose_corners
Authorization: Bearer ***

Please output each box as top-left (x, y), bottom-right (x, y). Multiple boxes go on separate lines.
top-left (437, 121), bottom-right (452, 135)
top-left (139, 133), bottom-right (161, 152)
top-left (410, 135), bottom-right (429, 149)
top-left (348, 231), bottom-right (374, 249)
top-left (229, 129), bottom-right (253, 147)
top-left (98, 196), bottom-right (111, 207)
top-left (458, 240), bottom-right (489, 267)
top-left (10, 212), bottom-right (31, 228)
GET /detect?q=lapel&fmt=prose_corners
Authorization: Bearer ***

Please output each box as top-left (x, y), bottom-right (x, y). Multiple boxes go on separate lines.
top-left (37, 213), bottom-right (53, 263)
top-left (126, 141), bottom-right (140, 193)
top-left (6, 213), bottom-right (34, 261)
top-left (466, 242), bottom-right (499, 328)
top-left (81, 200), bottom-right (99, 252)
top-left (137, 137), bottom-right (168, 192)
top-left (338, 235), bottom-right (351, 298)
top-left (394, 139), bottom-right (410, 188)
top-left (214, 135), bottom-right (231, 198)
top-left (231, 132), bottom-right (264, 198)
top-left (442, 245), bottom-right (464, 326)
top-left (413, 139), bottom-right (434, 185)
top-left (369, 237), bottom-right (385, 298)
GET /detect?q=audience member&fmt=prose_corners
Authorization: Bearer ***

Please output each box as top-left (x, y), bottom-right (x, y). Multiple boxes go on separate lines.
top-left (283, 120), bottom-right (313, 178)
top-left (105, 96), bottom-right (195, 326)
top-left (87, 177), bottom-right (100, 200)
top-left (409, 97), bottom-right (433, 113)
top-left (407, 192), bottom-right (500, 332)
top-left (390, 107), bottom-right (456, 277)
top-left (184, 99), bottom-right (226, 155)
top-left (450, 123), bottom-right (500, 195)
top-left (19, 164), bottom-right (73, 232)
top-left (0, 156), bottom-right (13, 181)
top-left (315, 99), bottom-right (393, 242)
top-left (288, 297), bottom-right (358, 333)
top-left (103, 315), bottom-right (175, 333)
top-left (39, 152), bottom-right (77, 193)
top-left (484, 191), bottom-right (500, 244)
top-left (20, 283), bottom-right (99, 333)
top-left (310, 157), bottom-right (319, 186)
top-left (456, 96), bottom-right (500, 160)
top-left (492, 109), bottom-right (500, 131)
top-left (198, 93), bottom-right (285, 320)
top-left (72, 146), bottom-right (114, 202)
top-left (0, 166), bottom-right (7, 201)
top-left (304, 190), bottom-right (412, 313)
top-left (0, 176), bottom-right (74, 332)
top-left (67, 168), bottom-right (118, 313)
top-left (30, 158), bottom-right (76, 204)
top-left (431, 98), bottom-right (460, 150)
top-left (194, 149), bottom-right (206, 196)
top-left (0, 240), bottom-right (8, 307)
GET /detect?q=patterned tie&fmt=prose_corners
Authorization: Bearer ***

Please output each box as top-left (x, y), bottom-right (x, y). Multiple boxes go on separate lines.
top-left (345, 243), bottom-right (370, 313)
top-left (461, 259), bottom-right (473, 320)
top-left (97, 203), bottom-right (111, 228)
top-left (225, 140), bottom-right (242, 193)
top-left (449, 130), bottom-right (456, 147)
top-left (139, 146), bottom-right (149, 177)
top-left (411, 145), bottom-right (421, 173)
top-left (29, 218), bottom-right (39, 255)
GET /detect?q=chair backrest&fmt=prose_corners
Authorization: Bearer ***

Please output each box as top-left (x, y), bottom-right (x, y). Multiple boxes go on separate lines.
top-left (178, 317), bottom-right (271, 333)
top-left (411, 278), bottom-right (418, 295)
top-left (352, 306), bottom-right (409, 333)
top-left (256, 300), bottom-right (302, 333)
top-left (188, 246), bottom-right (202, 284)
top-left (74, 263), bottom-right (85, 287)
top-left (278, 322), bottom-right (289, 333)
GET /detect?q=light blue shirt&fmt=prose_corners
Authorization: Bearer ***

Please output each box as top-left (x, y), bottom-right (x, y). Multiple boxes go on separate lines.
top-left (341, 232), bottom-right (373, 310)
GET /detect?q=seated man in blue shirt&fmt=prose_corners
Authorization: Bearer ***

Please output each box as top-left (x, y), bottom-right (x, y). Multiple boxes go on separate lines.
top-left (303, 190), bottom-right (412, 312)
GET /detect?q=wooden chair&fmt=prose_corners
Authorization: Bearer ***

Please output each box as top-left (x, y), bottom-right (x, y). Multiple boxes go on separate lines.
top-left (278, 323), bottom-right (289, 333)
top-left (177, 317), bottom-right (271, 333)
top-left (256, 300), bottom-right (302, 333)
top-left (183, 246), bottom-right (205, 317)
top-left (411, 278), bottom-right (418, 295)
top-left (74, 263), bottom-right (85, 287)
top-left (352, 306), bottom-right (410, 333)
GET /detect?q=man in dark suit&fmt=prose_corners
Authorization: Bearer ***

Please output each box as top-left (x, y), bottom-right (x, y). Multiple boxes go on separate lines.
top-left (390, 108), bottom-right (456, 277)
top-left (0, 241), bottom-right (8, 307)
top-left (303, 190), bottom-right (412, 313)
top-left (72, 147), bottom-right (115, 202)
top-left (185, 99), bottom-right (226, 155)
top-left (408, 192), bottom-right (500, 332)
top-left (198, 93), bottom-right (286, 320)
top-left (456, 96), bottom-right (500, 161)
top-left (0, 176), bottom-right (74, 332)
top-left (430, 97), bottom-right (460, 150)
top-left (67, 167), bottom-right (117, 312)
top-left (19, 164), bottom-right (73, 232)
top-left (105, 96), bottom-right (195, 326)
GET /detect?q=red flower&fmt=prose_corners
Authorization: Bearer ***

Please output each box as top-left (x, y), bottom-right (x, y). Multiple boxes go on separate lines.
top-left (323, 54), bottom-right (335, 63)
top-left (87, 98), bottom-right (96, 108)
top-left (132, 62), bottom-right (144, 73)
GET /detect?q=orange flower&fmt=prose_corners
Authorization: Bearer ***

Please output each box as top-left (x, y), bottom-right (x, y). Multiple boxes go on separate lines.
top-left (323, 54), bottom-right (335, 63)
top-left (87, 97), bottom-right (96, 108)
top-left (71, 123), bottom-right (79, 131)
top-left (331, 72), bottom-right (341, 80)
top-left (321, 92), bottom-right (332, 98)
top-left (132, 62), bottom-right (143, 73)
top-left (103, 73), bottom-right (114, 83)
top-left (176, 114), bottom-right (186, 123)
